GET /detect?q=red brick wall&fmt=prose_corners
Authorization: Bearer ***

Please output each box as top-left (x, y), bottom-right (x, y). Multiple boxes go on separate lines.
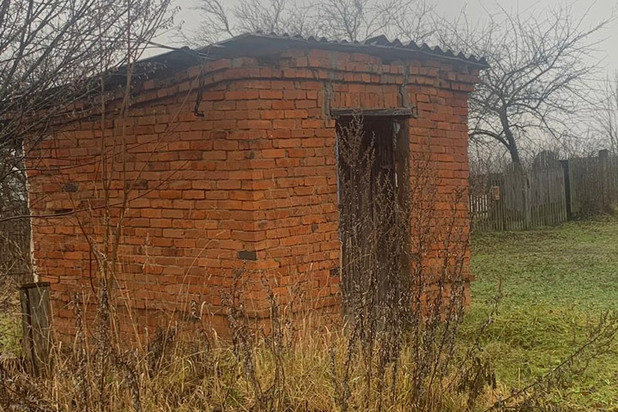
top-left (26, 47), bottom-right (479, 340)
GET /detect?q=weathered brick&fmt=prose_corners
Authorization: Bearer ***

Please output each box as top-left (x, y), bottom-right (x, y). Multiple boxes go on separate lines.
top-left (27, 43), bottom-right (479, 342)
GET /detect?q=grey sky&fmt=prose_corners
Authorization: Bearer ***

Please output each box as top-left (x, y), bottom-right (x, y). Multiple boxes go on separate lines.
top-left (163, 0), bottom-right (618, 76)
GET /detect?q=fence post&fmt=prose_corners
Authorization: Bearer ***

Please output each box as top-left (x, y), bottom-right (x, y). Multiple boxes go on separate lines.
top-left (560, 160), bottom-right (572, 220)
top-left (599, 150), bottom-right (610, 212)
top-left (19, 282), bottom-right (52, 377)
top-left (518, 166), bottom-right (532, 230)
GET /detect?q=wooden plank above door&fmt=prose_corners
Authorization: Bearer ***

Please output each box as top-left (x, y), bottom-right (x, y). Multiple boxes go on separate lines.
top-left (330, 107), bottom-right (415, 118)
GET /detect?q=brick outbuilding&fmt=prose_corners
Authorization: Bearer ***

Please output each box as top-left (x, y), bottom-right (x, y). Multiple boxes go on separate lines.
top-left (25, 33), bottom-right (487, 339)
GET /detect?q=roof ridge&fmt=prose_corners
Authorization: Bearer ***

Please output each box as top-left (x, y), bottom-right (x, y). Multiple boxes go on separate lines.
top-left (214, 32), bottom-right (488, 67)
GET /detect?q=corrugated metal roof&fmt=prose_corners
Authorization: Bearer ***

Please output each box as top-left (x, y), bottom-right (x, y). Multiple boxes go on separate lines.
top-left (106, 31), bottom-right (488, 89)
top-left (210, 32), bottom-right (489, 68)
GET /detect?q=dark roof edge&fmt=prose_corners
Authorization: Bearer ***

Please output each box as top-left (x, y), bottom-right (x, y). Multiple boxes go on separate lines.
top-left (210, 32), bottom-right (489, 69)
top-left (53, 32), bottom-right (486, 103)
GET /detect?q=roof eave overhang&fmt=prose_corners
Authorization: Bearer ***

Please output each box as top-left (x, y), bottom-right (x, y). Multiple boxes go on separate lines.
top-left (209, 33), bottom-right (490, 70)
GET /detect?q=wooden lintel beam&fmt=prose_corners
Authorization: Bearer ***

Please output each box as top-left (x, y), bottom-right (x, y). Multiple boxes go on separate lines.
top-left (330, 107), bottom-right (415, 118)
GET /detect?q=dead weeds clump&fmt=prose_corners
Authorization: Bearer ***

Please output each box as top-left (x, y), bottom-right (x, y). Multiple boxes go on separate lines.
top-left (2, 116), bottom-right (617, 411)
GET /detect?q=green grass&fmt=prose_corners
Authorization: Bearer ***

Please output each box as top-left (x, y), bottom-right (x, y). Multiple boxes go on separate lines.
top-left (4, 217), bottom-right (618, 409)
top-left (0, 308), bottom-right (20, 354)
top-left (0, 284), bottom-right (21, 355)
top-left (467, 216), bottom-right (618, 410)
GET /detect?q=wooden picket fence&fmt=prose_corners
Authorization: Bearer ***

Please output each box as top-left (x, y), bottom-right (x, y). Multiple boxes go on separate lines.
top-left (565, 150), bottom-right (618, 218)
top-left (470, 150), bottom-right (618, 232)
top-left (0, 217), bottom-right (31, 284)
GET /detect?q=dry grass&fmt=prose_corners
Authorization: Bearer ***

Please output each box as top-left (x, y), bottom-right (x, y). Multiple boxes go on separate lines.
top-left (2, 259), bottom-right (617, 411)
top-left (3, 118), bottom-right (618, 411)
top-left (3, 296), bottom-right (615, 412)
top-left (1, 318), bottom-right (494, 412)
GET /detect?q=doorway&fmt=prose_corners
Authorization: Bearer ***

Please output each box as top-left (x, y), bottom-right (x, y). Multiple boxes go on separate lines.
top-left (335, 114), bottom-right (410, 312)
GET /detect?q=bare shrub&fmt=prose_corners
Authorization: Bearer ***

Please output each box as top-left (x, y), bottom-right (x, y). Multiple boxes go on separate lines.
top-left (0, 0), bottom-right (176, 361)
top-left (331, 114), bottom-right (484, 410)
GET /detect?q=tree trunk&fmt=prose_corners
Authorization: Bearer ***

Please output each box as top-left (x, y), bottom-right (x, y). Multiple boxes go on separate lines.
top-left (500, 110), bottom-right (521, 164)
top-left (508, 142), bottom-right (521, 164)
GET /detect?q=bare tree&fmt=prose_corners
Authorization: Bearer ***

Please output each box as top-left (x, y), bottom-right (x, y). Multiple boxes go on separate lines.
top-left (437, 5), bottom-right (610, 164)
top-left (0, 0), bottom-right (174, 318)
top-left (0, 0), bottom-right (174, 161)
top-left (0, 1), bottom-right (175, 205)
top-left (193, 0), bottom-right (435, 44)
top-left (596, 73), bottom-right (618, 153)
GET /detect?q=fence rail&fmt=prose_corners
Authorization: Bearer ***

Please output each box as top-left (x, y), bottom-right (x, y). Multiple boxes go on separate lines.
top-left (470, 150), bottom-right (617, 232)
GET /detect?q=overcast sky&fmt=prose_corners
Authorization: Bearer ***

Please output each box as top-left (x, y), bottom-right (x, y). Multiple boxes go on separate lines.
top-left (161, 0), bottom-right (618, 77)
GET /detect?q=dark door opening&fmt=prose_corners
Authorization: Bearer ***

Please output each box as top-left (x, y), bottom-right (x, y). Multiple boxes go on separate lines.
top-left (335, 115), bottom-right (410, 313)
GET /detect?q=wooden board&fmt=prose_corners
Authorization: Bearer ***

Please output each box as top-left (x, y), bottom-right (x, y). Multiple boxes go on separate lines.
top-left (20, 282), bottom-right (52, 376)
